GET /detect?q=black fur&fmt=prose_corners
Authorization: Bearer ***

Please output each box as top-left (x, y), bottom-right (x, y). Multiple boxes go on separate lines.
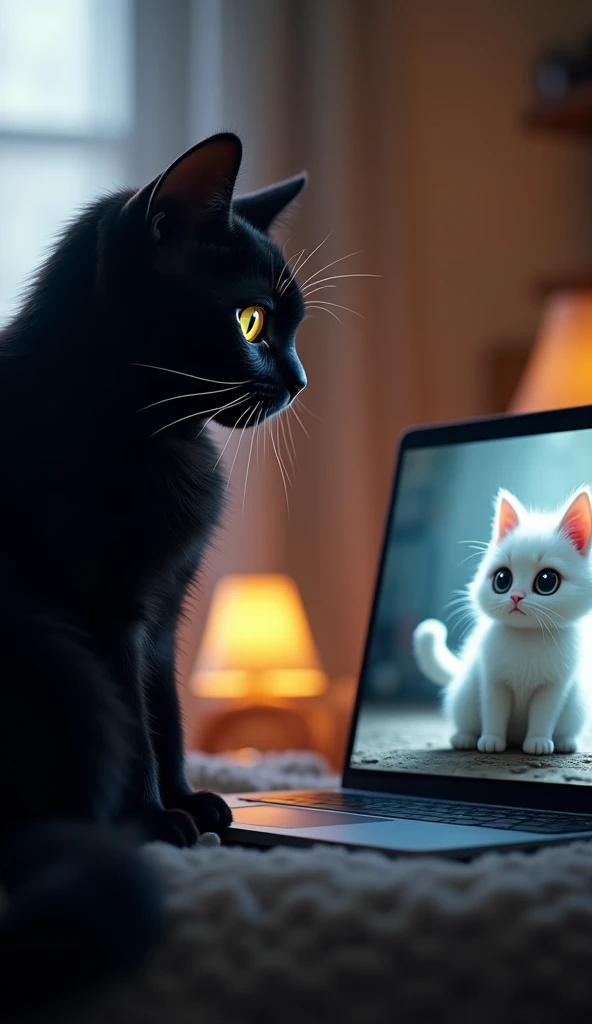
top-left (0, 133), bottom-right (307, 1013)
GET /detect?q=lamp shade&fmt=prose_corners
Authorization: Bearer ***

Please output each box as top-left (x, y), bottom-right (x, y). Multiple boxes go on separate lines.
top-left (191, 574), bottom-right (327, 699)
top-left (509, 290), bottom-right (592, 413)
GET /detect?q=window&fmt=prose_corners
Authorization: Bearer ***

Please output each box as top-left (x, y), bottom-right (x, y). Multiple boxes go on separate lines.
top-left (0, 0), bottom-right (133, 324)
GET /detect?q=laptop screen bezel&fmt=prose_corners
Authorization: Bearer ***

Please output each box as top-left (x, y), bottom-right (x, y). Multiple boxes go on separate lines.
top-left (342, 402), bottom-right (592, 813)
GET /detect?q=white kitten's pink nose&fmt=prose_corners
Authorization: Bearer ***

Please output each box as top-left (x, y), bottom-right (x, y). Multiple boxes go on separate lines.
top-left (510, 590), bottom-right (526, 605)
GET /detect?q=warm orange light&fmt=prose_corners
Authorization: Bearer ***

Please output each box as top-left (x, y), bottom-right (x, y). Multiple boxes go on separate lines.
top-left (191, 574), bottom-right (327, 699)
top-left (510, 290), bottom-right (592, 412)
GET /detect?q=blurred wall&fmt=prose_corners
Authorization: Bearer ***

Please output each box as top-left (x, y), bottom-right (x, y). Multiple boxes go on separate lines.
top-left (399, 0), bottom-right (592, 423)
top-left (176, 0), bottom-right (592, 740)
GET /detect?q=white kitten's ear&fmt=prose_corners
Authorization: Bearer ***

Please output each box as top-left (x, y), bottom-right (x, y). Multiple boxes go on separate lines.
top-left (559, 489), bottom-right (592, 555)
top-left (494, 489), bottom-right (522, 541)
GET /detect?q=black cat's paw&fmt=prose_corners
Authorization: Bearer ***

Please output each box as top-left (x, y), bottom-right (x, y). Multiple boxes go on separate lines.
top-left (139, 807), bottom-right (199, 848)
top-left (169, 790), bottom-right (233, 836)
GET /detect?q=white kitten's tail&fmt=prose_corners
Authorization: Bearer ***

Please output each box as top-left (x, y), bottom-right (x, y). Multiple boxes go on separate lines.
top-left (412, 619), bottom-right (460, 686)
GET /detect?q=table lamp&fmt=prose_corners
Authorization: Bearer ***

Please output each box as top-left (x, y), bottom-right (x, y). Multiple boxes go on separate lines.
top-left (509, 289), bottom-right (592, 412)
top-left (191, 573), bottom-right (327, 753)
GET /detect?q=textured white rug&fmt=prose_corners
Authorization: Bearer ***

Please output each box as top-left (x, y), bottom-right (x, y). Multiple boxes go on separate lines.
top-left (186, 748), bottom-right (339, 793)
top-left (47, 752), bottom-right (592, 1022)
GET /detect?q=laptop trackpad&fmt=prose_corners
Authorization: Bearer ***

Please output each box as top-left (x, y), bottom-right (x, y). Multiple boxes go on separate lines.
top-left (232, 805), bottom-right (388, 829)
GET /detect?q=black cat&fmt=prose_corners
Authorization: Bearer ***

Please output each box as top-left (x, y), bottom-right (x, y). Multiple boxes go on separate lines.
top-left (0, 133), bottom-right (307, 1012)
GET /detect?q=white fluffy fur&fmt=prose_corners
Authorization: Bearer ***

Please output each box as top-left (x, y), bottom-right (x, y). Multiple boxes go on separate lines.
top-left (413, 487), bottom-right (592, 754)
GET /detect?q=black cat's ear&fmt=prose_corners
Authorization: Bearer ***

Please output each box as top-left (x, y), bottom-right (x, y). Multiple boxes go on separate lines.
top-left (233, 172), bottom-right (307, 233)
top-left (124, 133), bottom-right (243, 247)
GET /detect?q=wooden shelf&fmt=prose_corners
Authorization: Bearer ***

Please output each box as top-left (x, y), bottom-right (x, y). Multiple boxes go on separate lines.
top-left (533, 272), bottom-right (592, 297)
top-left (523, 72), bottom-right (592, 296)
top-left (524, 80), bottom-right (592, 136)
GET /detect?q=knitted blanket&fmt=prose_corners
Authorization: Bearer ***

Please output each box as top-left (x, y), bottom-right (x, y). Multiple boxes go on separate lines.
top-left (48, 752), bottom-right (592, 1023)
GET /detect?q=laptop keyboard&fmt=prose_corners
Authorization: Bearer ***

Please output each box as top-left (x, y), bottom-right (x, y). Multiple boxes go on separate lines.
top-left (242, 790), bottom-right (592, 835)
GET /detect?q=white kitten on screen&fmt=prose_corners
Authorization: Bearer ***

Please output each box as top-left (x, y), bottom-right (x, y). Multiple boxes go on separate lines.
top-left (413, 487), bottom-right (592, 755)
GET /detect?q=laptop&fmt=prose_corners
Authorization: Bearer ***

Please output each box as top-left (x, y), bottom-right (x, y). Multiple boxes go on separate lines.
top-left (225, 404), bottom-right (592, 858)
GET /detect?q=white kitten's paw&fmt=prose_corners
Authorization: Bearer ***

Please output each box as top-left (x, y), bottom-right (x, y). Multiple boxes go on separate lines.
top-left (553, 735), bottom-right (577, 754)
top-left (522, 736), bottom-right (554, 755)
top-left (477, 734), bottom-right (506, 753)
top-left (451, 732), bottom-right (478, 750)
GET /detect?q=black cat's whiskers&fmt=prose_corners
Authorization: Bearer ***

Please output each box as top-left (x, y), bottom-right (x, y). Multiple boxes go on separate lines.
top-left (256, 408), bottom-right (263, 468)
top-left (226, 402), bottom-right (260, 494)
top-left (277, 247), bottom-right (305, 294)
top-left (275, 414), bottom-right (292, 483)
top-left (195, 393), bottom-right (253, 441)
top-left (131, 362), bottom-right (250, 386)
top-left (274, 235), bottom-right (293, 290)
top-left (302, 284), bottom-right (337, 298)
top-left (242, 402), bottom-right (264, 513)
top-left (279, 246), bottom-right (310, 294)
top-left (295, 398), bottom-right (323, 423)
top-left (290, 402), bottom-right (310, 439)
top-left (278, 231), bottom-right (333, 297)
top-left (306, 303), bottom-right (342, 325)
top-left (213, 402), bottom-right (255, 471)
top-left (297, 247), bottom-right (362, 292)
top-left (138, 384), bottom-right (243, 413)
top-left (270, 416), bottom-right (290, 512)
top-left (305, 299), bottom-right (364, 320)
top-left (217, 401), bottom-right (254, 477)
top-left (150, 392), bottom-right (251, 438)
top-left (300, 272), bottom-right (381, 293)
top-left (280, 409), bottom-right (297, 468)
top-left (276, 416), bottom-right (293, 489)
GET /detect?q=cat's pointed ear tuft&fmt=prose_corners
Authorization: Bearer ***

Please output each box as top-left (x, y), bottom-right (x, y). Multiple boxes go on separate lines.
top-left (559, 489), bottom-right (592, 555)
top-left (233, 172), bottom-right (308, 233)
top-left (494, 489), bottom-right (522, 541)
top-left (123, 133), bottom-right (243, 248)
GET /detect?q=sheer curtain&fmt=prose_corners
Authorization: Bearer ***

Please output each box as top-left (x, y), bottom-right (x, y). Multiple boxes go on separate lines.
top-left (0, 0), bottom-right (133, 324)
top-left (0, 0), bottom-right (195, 324)
top-left (179, 0), bottom-right (415, 738)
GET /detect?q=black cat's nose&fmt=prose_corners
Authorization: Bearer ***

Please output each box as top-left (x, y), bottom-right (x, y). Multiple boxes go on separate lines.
top-left (288, 372), bottom-right (307, 399)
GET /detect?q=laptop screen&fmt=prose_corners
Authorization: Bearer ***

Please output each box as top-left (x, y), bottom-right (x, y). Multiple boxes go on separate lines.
top-left (351, 421), bottom-right (592, 787)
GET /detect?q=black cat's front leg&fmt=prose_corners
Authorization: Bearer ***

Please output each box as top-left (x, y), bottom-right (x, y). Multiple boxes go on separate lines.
top-left (144, 614), bottom-right (232, 837)
top-left (107, 623), bottom-right (201, 848)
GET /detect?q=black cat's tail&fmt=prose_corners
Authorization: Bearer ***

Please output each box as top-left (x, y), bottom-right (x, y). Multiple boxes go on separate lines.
top-left (0, 820), bottom-right (164, 1017)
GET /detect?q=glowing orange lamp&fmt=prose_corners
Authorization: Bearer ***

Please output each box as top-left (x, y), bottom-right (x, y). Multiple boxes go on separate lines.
top-left (191, 574), bottom-right (327, 753)
top-left (509, 289), bottom-right (592, 412)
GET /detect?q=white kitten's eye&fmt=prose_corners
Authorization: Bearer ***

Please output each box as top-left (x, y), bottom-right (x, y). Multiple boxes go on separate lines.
top-left (492, 567), bottom-right (512, 594)
top-left (534, 569), bottom-right (560, 595)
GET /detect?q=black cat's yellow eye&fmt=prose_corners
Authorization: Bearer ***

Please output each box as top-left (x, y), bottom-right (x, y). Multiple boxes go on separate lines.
top-left (237, 306), bottom-right (265, 343)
